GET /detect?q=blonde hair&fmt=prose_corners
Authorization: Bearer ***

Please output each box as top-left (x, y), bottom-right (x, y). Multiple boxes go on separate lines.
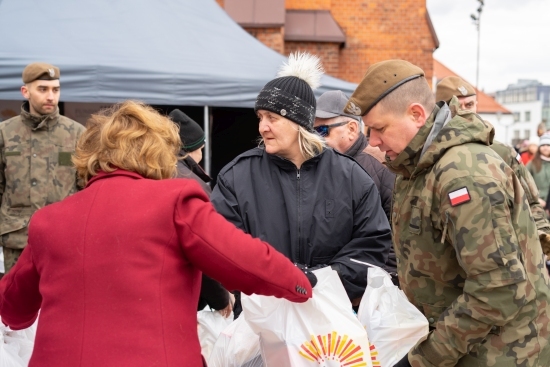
top-left (258, 121), bottom-right (325, 161)
top-left (73, 101), bottom-right (181, 186)
top-left (297, 125), bottom-right (325, 160)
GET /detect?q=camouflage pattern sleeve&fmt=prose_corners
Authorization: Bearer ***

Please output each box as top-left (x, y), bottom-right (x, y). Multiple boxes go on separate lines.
top-left (409, 170), bottom-right (531, 366)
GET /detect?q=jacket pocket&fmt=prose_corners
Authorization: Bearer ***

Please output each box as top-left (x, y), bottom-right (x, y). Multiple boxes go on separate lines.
top-left (0, 206), bottom-right (34, 235)
top-left (408, 205), bottom-right (422, 234)
top-left (491, 203), bottom-right (521, 257)
top-left (2, 145), bottom-right (30, 207)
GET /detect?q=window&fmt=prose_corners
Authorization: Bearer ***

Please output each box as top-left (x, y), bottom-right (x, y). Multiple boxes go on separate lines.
top-left (525, 111), bottom-right (531, 122)
top-left (524, 130), bottom-right (531, 139)
top-left (513, 130), bottom-right (520, 139)
top-left (513, 112), bottom-right (520, 122)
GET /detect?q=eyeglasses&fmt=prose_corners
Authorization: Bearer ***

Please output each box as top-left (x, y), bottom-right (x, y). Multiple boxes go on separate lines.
top-left (314, 121), bottom-right (350, 137)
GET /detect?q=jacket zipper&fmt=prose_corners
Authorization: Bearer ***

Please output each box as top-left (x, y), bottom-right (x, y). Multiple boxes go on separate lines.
top-left (296, 169), bottom-right (302, 263)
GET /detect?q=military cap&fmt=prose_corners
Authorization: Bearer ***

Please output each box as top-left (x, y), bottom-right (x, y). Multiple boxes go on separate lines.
top-left (22, 62), bottom-right (60, 84)
top-left (345, 59), bottom-right (424, 116)
top-left (435, 76), bottom-right (476, 103)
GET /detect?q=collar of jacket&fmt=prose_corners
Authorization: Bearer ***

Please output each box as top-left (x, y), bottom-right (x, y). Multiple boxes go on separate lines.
top-left (386, 96), bottom-right (494, 179)
top-left (86, 169), bottom-right (144, 188)
top-left (180, 151), bottom-right (212, 183)
top-left (266, 148), bottom-right (326, 170)
top-left (20, 101), bottom-right (60, 131)
top-left (344, 132), bottom-right (368, 158)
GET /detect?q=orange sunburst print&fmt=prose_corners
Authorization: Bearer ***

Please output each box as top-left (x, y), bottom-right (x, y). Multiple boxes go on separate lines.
top-left (298, 332), bottom-right (374, 367)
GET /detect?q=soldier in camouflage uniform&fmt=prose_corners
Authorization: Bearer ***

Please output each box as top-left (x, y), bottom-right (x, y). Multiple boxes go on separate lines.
top-left (345, 60), bottom-right (550, 367)
top-left (436, 76), bottom-right (550, 257)
top-left (0, 63), bottom-right (85, 274)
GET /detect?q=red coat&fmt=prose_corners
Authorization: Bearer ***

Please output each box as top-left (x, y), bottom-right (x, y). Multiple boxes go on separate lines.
top-left (0, 170), bottom-right (311, 367)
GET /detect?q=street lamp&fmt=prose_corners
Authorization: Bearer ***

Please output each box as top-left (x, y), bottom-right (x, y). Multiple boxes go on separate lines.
top-left (471, 0), bottom-right (484, 90)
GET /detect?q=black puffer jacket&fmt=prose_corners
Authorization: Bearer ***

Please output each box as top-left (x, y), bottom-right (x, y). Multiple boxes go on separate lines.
top-left (343, 134), bottom-right (397, 275)
top-left (344, 133), bottom-right (395, 221)
top-left (176, 152), bottom-right (229, 311)
top-left (211, 147), bottom-right (392, 299)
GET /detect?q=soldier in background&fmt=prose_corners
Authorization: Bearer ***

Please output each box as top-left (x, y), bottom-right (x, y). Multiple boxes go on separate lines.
top-left (436, 76), bottom-right (550, 258)
top-left (0, 63), bottom-right (85, 274)
top-left (346, 60), bottom-right (550, 367)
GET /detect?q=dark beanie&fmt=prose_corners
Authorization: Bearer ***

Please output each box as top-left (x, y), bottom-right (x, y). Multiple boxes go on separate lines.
top-left (255, 52), bottom-right (324, 131)
top-left (168, 109), bottom-right (205, 152)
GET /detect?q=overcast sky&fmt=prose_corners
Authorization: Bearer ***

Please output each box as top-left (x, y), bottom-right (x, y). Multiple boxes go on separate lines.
top-left (427, 0), bottom-right (550, 93)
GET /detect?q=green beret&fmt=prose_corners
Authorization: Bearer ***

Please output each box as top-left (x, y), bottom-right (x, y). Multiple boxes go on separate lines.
top-left (22, 62), bottom-right (60, 84)
top-left (345, 59), bottom-right (424, 116)
top-left (435, 76), bottom-right (476, 103)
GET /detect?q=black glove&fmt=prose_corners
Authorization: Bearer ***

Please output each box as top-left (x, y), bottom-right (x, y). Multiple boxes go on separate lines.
top-left (295, 264), bottom-right (319, 288)
top-left (393, 354), bottom-right (412, 367)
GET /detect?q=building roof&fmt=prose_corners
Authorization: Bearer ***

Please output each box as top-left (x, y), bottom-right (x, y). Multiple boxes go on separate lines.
top-left (285, 10), bottom-right (346, 43)
top-left (434, 59), bottom-right (511, 114)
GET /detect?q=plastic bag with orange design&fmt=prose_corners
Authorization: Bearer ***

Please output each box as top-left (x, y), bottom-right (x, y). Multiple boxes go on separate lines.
top-left (242, 266), bottom-right (375, 367)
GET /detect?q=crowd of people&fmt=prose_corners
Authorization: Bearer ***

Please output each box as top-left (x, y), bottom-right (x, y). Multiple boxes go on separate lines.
top-left (0, 54), bottom-right (549, 367)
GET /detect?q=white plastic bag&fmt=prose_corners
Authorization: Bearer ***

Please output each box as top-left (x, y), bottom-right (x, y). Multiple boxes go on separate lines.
top-left (197, 308), bottom-right (233, 360)
top-left (0, 317), bottom-right (37, 367)
top-left (242, 267), bottom-right (374, 367)
top-left (357, 266), bottom-right (429, 367)
top-left (208, 314), bottom-right (263, 367)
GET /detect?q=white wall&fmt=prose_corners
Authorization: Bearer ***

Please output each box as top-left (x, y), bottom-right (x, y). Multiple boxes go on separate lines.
top-left (501, 100), bottom-right (543, 145)
top-left (480, 112), bottom-right (515, 146)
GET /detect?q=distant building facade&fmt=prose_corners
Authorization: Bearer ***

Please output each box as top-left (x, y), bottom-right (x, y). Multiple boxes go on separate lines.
top-left (496, 80), bottom-right (550, 145)
top-left (216, 0), bottom-right (439, 84)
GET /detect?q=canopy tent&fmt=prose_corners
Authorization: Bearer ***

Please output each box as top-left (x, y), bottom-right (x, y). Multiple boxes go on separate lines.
top-left (0, 0), bottom-right (357, 107)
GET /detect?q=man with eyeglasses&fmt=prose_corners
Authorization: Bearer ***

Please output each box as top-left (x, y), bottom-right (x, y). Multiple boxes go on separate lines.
top-left (314, 90), bottom-right (397, 281)
top-left (314, 90), bottom-right (395, 222)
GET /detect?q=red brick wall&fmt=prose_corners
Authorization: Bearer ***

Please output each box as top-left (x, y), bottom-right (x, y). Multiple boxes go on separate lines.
top-left (285, 0), bottom-right (436, 84)
top-left (244, 27), bottom-right (285, 55)
top-left (284, 42), bottom-right (341, 76)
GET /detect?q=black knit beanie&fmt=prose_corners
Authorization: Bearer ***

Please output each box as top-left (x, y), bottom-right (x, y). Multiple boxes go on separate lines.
top-left (168, 109), bottom-right (205, 152)
top-left (255, 53), bottom-right (324, 131)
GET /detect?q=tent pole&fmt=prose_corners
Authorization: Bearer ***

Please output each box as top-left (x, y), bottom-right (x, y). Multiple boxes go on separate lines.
top-left (204, 105), bottom-right (211, 175)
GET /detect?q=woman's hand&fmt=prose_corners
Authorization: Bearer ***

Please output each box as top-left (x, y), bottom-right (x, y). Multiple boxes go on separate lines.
top-left (218, 292), bottom-right (234, 318)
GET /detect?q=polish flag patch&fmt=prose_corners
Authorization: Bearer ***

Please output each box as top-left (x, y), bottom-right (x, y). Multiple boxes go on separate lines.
top-left (448, 187), bottom-right (471, 207)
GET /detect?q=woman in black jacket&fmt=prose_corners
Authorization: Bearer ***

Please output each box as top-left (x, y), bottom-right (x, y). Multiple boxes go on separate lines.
top-left (211, 53), bottom-right (392, 307)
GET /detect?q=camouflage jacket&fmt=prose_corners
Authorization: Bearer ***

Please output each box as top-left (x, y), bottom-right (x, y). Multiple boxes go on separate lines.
top-left (490, 141), bottom-right (550, 239)
top-left (387, 99), bottom-right (550, 367)
top-left (0, 103), bottom-right (85, 249)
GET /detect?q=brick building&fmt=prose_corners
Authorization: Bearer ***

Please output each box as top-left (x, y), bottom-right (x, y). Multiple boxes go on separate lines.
top-left (216, 0), bottom-right (439, 84)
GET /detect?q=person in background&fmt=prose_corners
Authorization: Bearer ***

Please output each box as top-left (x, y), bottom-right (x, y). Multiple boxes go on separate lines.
top-left (313, 90), bottom-right (397, 282)
top-left (211, 53), bottom-right (392, 312)
top-left (0, 62), bottom-right (85, 274)
top-left (527, 133), bottom-right (550, 207)
top-left (346, 59), bottom-right (550, 367)
top-left (168, 108), bottom-right (233, 318)
top-left (0, 101), bottom-right (313, 367)
top-left (521, 138), bottom-right (539, 165)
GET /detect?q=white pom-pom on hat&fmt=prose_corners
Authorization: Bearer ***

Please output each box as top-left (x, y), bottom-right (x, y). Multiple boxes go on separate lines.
top-left (277, 52), bottom-right (324, 90)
